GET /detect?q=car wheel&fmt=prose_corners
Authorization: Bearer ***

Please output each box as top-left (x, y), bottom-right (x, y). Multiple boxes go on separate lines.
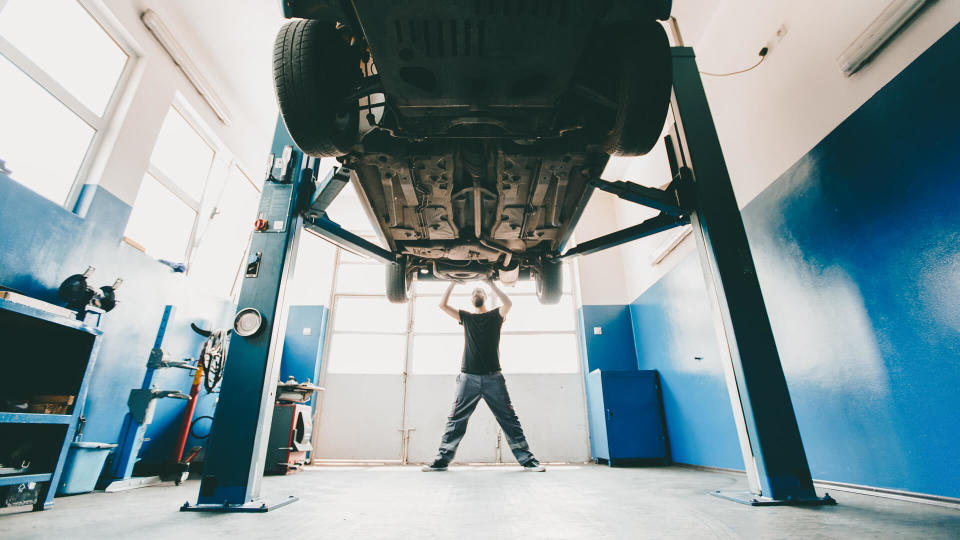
top-left (536, 260), bottom-right (563, 305)
top-left (273, 19), bottom-right (361, 157)
top-left (604, 20), bottom-right (672, 157)
top-left (386, 258), bottom-right (414, 304)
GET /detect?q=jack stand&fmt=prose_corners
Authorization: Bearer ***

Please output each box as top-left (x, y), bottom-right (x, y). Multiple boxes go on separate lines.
top-left (105, 306), bottom-right (197, 492)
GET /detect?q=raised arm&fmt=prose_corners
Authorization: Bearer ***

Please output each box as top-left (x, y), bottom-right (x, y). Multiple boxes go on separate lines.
top-left (486, 277), bottom-right (512, 319)
top-left (439, 281), bottom-right (460, 321)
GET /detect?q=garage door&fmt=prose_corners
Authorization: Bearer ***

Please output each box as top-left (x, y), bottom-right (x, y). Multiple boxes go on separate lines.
top-left (314, 251), bottom-right (589, 463)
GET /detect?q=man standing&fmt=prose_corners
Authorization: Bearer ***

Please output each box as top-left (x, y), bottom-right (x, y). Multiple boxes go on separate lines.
top-left (422, 278), bottom-right (545, 472)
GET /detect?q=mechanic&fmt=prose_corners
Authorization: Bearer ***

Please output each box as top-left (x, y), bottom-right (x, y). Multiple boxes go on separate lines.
top-left (422, 279), bottom-right (545, 472)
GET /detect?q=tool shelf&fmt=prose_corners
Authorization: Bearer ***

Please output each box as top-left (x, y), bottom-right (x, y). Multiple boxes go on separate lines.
top-left (0, 297), bottom-right (102, 512)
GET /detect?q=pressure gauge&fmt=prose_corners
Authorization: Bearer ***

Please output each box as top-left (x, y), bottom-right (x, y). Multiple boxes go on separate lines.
top-left (234, 307), bottom-right (263, 337)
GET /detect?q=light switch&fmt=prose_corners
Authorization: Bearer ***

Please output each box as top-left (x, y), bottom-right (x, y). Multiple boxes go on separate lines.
top-left (593, 327), bottom-right (603, 335)
top-left (302, 327), bottom-right (312, 336)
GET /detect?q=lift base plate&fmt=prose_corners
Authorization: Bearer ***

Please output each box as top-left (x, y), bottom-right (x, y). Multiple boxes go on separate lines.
top-left (180, 495), bottom-right (298, 513)
top-left (711, 490), bottom-right (837, 506)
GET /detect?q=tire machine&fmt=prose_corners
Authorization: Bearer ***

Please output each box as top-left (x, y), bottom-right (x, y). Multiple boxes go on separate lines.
top-left (182, 48), bottom-right (835, 513)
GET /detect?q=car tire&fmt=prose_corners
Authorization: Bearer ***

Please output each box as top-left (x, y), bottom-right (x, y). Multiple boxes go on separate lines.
top-left (386, 258), bottom-right (414, 304)
top-left (536, 260), bottom-right (563, 305)
top-left (604, 20), bottom-right (672, 157)
top-left (273, 19), bottom-right (361, 157)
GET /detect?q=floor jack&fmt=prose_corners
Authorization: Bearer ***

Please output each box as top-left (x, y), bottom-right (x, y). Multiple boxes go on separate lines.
top-left (104, 306), bottom-right (199, 492)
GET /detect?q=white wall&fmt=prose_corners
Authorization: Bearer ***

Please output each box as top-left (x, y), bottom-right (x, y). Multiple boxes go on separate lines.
top-left (89, 0), bottom-right (282, 205)
top-left (574, 0), bottom-right (960, 304)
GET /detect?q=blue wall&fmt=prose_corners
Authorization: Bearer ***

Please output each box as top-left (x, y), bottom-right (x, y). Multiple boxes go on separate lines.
top-left (0, 177), bottom-right (235, 465)
top-left (280, 305), bottom-right (328, 386)
top-left (615, 23), bottom-right (960, 497)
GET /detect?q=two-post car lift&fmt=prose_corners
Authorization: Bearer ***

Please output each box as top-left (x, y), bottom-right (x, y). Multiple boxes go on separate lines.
top-left (180, 47), bottom-right (835, 512)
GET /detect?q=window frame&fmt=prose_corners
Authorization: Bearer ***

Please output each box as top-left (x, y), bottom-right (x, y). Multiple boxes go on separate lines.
top-left (127, 93), bottom-right (257, 268)
top-left (0, 0), bottom-right (140, 210)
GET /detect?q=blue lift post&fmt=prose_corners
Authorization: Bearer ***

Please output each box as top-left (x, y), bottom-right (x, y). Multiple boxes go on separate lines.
top-left (181, 122), bottom-right (307, 512)
top-left (666, 47), bottom-right (833, 506)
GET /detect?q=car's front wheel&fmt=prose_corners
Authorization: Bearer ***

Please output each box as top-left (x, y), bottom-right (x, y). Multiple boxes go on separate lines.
top-left (535, 260), bottom-right (563, 305)
top-left (273, 19), bottom-right (361, 157)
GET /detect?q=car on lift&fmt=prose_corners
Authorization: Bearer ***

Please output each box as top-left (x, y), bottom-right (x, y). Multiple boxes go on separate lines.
top-left (273, 0), bottom-right (674, 303)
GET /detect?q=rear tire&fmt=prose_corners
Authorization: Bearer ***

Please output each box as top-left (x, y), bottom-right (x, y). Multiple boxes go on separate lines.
top-left (273, 19), bottom-right (361, 157)
top-left (386, 258), bottom-right (414, 304)
top-left (603, 21), bottom-right (673, 156)
top-left (536, 260), bottom-right (563, 305)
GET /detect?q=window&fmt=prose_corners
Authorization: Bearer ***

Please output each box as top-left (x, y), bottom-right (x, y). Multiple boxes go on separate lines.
top-left (123, 105), bottom-right (215, 263)
top-left (410, 277), bottom-right (579, 375)
top-left (0, 0), bottom-right (131, 206)
top-left (188, 165), bottom-right (261, 297)
top-left (325, 251), bottom-right (581, 376)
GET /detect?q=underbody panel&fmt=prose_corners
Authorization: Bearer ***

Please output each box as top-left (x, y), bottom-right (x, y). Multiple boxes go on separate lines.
top-left (341, 136), bottom-right (607, 272)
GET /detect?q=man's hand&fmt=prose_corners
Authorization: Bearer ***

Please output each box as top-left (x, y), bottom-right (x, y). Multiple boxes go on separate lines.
top-left (486, 276), bottom-right (512, 318)
top-left (439, 281), bottom-right (460, 321)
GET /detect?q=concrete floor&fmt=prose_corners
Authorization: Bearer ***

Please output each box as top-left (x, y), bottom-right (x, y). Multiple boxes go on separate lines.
top-left (3, 464), bottom-right (958, 539)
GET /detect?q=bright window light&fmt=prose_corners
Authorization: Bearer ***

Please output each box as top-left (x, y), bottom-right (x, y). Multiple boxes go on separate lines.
top-left (502, 295), bottom-right (576, 333)
top-left (500, 333), bottom-right (579, 374)
top-left (124, 173), bottom-right (197, 262)
top-left (335, 262), bottom-right (386, 294)
top-left (0, 0), bottom-right (128, 115)
top-left (189, 166), bottom-right (260, 296)
top-left (411, 334), bottom-right (464, 374)
top-left (0, 54), bottom-right (93, 204)
top-left (326, 333), bottom-right (406, 374)
top-left (150, 107), bottom-right (214, 202)
top-left (333, 296), bottom-right (408, 333)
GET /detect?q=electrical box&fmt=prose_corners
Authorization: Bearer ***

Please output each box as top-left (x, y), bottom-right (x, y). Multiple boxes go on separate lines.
top-left (587, 369), bottom-right (668, 466)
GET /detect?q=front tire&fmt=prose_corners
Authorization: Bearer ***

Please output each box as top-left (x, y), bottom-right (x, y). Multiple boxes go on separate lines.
top-left (273, 19), bottom-right (361, 157)
top-left (535, 260), bottom-right (563, 305)
top-left (602, 21), bottom-right (673, 156)
top-left (386, 258), bottom-right (414, 304)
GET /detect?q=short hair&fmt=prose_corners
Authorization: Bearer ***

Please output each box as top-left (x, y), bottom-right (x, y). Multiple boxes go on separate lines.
top-left (472, 287), bottom-right (486, 297)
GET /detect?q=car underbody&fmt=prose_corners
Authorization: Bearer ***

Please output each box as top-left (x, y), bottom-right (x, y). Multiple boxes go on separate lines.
top-left (343, 134), bottom-right (607, 283)
top-left (274, 0), bottom-right (674, 301)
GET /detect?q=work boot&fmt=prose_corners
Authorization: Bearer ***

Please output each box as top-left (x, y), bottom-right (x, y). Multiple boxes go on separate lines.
top-left (421, 459), bottom-right (448, 472)
top-left (522, 458), bottom-right (545, 472)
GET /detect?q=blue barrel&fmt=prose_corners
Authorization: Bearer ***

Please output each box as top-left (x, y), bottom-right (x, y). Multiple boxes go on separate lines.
top-left (57, 442), bottom-right (117, 495)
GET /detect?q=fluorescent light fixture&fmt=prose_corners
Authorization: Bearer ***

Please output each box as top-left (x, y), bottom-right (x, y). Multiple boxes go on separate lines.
top-left (837, 0), bottom-right (929, 76)
top-left (141, 9), bottom-right (232, 125)
top-left (650, 224), bottom-right (692, 265)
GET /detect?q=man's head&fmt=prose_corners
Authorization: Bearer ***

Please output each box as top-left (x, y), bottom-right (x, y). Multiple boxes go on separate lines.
top-left (471, 287), bottom-right (487, 308)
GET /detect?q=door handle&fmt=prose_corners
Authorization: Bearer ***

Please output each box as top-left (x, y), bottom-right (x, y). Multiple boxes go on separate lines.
top-left (605, 409), bottom-right (612, 420)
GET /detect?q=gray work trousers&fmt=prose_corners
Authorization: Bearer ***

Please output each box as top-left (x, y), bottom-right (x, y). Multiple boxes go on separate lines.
top-left (434, 371), bottom-right (535, 465)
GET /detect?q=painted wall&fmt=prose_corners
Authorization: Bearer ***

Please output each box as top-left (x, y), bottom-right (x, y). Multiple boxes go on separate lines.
top-left (628, 24), bottom-right (960, 497)
top-left (280, 305), bottom-right (328, 386)
top-left (0, 176), bottom-right (235, 463)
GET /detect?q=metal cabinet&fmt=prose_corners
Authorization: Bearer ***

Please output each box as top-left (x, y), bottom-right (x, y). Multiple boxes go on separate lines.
top-left (587, 369), bottom-right (668, 466)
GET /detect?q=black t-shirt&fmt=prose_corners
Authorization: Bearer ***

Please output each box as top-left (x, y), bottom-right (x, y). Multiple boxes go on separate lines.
top-left (458, 308), bottom-right (503, 374)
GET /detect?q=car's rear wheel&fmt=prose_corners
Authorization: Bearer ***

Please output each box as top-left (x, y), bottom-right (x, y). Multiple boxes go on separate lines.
top-left (603, 20), bottom-right (673, 156)
top-left (273, 19), bottom-right (361, 157)
top-left (536, 260), bottom-right (563, 305)
top-left (386, 257), bottom-right (414, 304)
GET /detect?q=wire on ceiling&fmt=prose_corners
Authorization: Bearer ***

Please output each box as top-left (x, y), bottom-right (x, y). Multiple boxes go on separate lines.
top-left (700, 47), bottom-right (769, 77)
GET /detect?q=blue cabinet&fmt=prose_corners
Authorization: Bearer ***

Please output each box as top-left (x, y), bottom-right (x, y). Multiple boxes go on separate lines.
top-left (587, 369), bottom-right (668, 466)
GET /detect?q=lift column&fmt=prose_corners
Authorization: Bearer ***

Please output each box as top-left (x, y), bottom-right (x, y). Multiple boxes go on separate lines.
top-left (668, 48), bottom-right (833, 505)
top-left (182, 119), bottom-right (307, 512)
